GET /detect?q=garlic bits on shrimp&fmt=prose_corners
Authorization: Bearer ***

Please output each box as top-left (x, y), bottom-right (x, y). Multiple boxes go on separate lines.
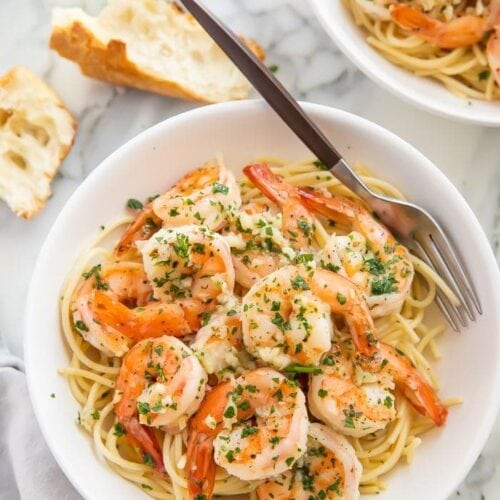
top-left (241, 265), bottom-right (333, 370)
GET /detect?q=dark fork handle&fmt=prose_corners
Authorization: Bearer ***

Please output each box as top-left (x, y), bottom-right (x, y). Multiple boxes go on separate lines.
top-left (179, 0), bottom-right (342, 169)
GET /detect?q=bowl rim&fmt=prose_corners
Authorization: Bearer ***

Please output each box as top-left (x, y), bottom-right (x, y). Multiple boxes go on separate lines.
top-left (308, 0), bottom-right (500, 127)
top-left (24, 99), bottom-right (500, 500)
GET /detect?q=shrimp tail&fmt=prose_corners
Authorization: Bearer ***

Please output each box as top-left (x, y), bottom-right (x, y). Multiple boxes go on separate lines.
top-left (390, 5), bottom-right (486, 49)
top-left (90, 290), bottom-right (194, 339)
top-left (378, 343), bottom-right (448, 426)
top-left (298, 186), bottom-right (357, 227)
top-left (185, 381), bottom-right (236, 499)
top-left (115, 205), bottom-right (162, 257)
top-left (122, 416), bottom-right (165, 473)
top-left (243, 163), bottom-right (291, 205)
top-left (186, 431), bottom-right (217, 500)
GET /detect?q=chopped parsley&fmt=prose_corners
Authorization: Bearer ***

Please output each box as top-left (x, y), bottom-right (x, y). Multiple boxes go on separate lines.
top-left (313, 159), bottom-right (328, 170)
top-left (320, 261), bottom-right (340, 272)
top-left (241, 426), bottom-right (258, 438)
top-left (90, 409), bottom-right (100, 420)
top-left (173, 233), bottom-right (190, 260)
top-left (113, 423), bottom-right (126, 437)
top-left (141, 484), bottom-right (153, 491)
top-left (383, 396), bottom-right (393, 408)
top-left (284, 363), bottom-right (322, 375)
top-left (268, 64), bottom-right (279, 73)
top-left (224, 406), bottom-right (235, 419)
top-left (291, 274), bottom-right (310, 290)
top-left (74, 320), bottom-right (89, 332)
top-left (212, 183), bottom-right (229, 195)
top-left (127, 198), bottom-right (143, 210)
top-left (478, 69), bottom-right (490, 81)
top-left (137, 402), bottom-right (150, 415)
top-left (142, 453), bottom-right (155, 468)
top-left (318, 388), bottom-right (328, 398)
top-left (371, 274), bottom-right (398, 295)
top-left (82, 264), bottom-right (109, 291)
top-left (362, 258), bottom-right (385, 276)
top-left (336, 292), bottom-right (346, 305)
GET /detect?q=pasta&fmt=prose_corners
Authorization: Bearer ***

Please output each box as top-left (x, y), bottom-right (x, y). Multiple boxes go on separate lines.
top-left (344, 0), bottom-right (500, 101)
top-left (59, 157), bottom-right (459, 498)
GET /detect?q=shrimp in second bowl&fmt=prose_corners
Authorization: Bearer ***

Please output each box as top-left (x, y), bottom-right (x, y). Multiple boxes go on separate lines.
top-left (308, 343), bottom-right (397, 438)
top-left (114, 336), bottom-right (207, 473)
top-left (139, 225), bottom-right (235, 325)
top-left (186, 368), bottom-right (309, 499)
top-left (115, 163), bottom-right (241, 256)
top-left (71, 261), bottom-right (195, 357)
top-left (257, 422), bottom-right (362, 500)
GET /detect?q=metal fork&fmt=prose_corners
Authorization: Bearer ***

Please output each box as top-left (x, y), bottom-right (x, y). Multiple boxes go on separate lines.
top-left (179, 0), bottom-right (481, 331)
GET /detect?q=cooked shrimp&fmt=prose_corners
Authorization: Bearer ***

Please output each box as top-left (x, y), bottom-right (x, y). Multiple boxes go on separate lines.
top-left (186, 368), bottom-right (309, 499)
top-left (308, 344), bottom-right (397, 438)
top-left (299, 187), bottom-right (414, 317)
top-left (241, 266), bottom-right (333, 370)
top-left (153, 163), bottom-right (241, 228)
top-left (257, 423), bottom-right (362, 500)
top-left (225, 201), bottom-right (289, 289)
top-left (114, 336), bottom-right (207, 472)
top-left (390, 4), bottom-right (487, 48)
top-left (359, 342), bottom-right (448, 426)
top-left (71, 262), bottom-right (195, 357)
top-left (191, 301), bottom-right (254, 377)
top-left (115, 163), bottom-right (241, 256)
top-left (306, 267), bottom-right (447, 426)
top-left (244, 163), bottom-right (316, 250)
top-left (139, 225), bottom-right (235, 307)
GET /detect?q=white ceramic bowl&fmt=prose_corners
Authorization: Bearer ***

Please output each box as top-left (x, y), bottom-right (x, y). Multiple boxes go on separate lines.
top-left (309, 0), bottom-right (500, 126)
top-left (25, 101), bottom-right (500, 500)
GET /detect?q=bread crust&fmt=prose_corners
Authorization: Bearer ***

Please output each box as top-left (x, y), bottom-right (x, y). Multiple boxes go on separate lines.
top-left (49, 10), bottom-right (264, 103)
top-left (0, 67), bottom-right (76, 219)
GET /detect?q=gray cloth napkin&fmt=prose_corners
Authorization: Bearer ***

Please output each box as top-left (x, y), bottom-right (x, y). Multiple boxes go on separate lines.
top-left (0, 336), bottom-right (81, 500)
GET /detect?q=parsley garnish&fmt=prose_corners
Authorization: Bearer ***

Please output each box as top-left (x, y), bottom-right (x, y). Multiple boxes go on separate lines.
top-left (212, 183), bottom-right (229, 195)
top-left (371, 274), bottom-right (398, 295)
top-left (113, 423), bottom-right (126, 437)
top-left (127, 198), bottom-right (143, 210)
top-left (318, 388), bottom-right (328, 398)
top-left (224, 406), bottom-right (235, 419)
top-left (291, 274), bottom-right (310, 290)
top-left (284, 363), bottom-right (322, 375)
top-left (74, 320), bottom-right (89, 332)
top-left (143, 453), bottom-right (155, 467)
top-left (313, 159), bottom-right (328, 170)
top-left (268, 64), bottom-right (279, 73)
top-left (363, 258), bottom-right (385, 276)
top-left (336, 292), bottom-right (346, 305)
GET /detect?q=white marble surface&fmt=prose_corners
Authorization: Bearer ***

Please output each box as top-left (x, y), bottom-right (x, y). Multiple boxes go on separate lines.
top-left (0, 0), bottom-right (498, 498)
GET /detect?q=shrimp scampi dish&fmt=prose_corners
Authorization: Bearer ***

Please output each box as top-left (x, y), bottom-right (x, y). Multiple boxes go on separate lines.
top-left (61, 157), bottom-right (458, 499)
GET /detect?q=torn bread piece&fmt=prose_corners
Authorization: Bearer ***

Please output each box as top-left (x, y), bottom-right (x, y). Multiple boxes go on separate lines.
top-left (50, 0), bottom-right (265, 103)
top-left (0, 67), bottom-right (76, 219)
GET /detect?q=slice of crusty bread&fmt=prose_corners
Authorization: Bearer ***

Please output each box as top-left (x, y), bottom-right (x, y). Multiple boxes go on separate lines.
top-left (0, 67), bottom-right (76, 219)
top-left (50, 0), bottom-right (264, 103)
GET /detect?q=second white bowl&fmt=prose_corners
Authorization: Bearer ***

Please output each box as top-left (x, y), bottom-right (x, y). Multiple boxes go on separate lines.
top-left (310, 0), bottom-right (500, 126)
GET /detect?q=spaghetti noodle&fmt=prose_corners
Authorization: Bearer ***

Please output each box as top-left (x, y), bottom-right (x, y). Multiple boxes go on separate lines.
top-left (59, 158), bottom-right (459, 498)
